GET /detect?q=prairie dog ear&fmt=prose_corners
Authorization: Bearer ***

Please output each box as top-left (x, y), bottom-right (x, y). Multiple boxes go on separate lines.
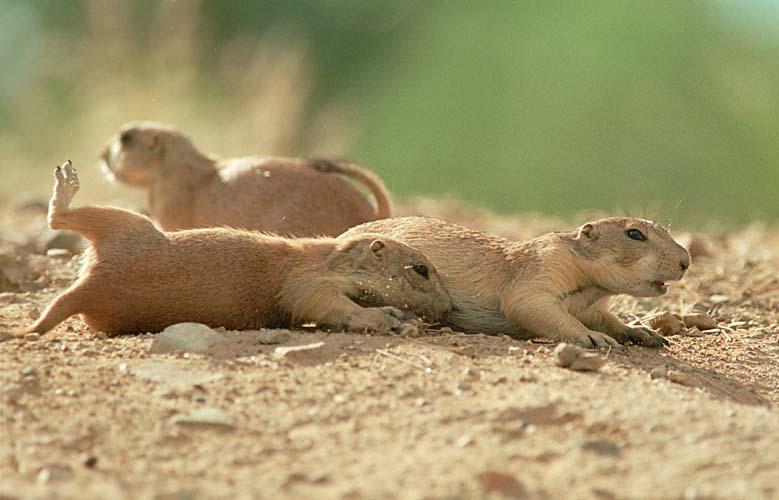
top-left (577, 223), bottom-right (597, 240)
top-left (370, 239), bottom-right (385, 256)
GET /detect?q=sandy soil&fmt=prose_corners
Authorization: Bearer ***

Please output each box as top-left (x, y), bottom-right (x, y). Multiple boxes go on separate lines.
top-left (1, 199), bottom-right (778, 500)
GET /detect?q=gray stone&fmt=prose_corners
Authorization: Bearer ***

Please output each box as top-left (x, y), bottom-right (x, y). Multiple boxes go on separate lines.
top-left (582, 439), bottom-right (620, 456)
top-left (172, 408), bottom-right (234, 430)
top-left (553, 343), bottom-right (581, 368)
top-left (150, 322), bottom-right (226, 355)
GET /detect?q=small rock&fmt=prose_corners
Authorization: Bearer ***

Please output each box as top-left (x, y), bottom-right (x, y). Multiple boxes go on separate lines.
top-left (455, 434), bottom-right (473, 448)
top-left (28, 307), bottom-right (40, 320)
top-left (684, 327), bottom-right (704, 337)
top-left (709, 295), bottom-right (731, 304)
top-left (439, 327), bottom-right (453, 334)
top-left (691, 302), bottom-right (709, 313)
top-left (553, 343), bottom-right (581, 368)
top-left (273, 342), bottom-right (325, 359)
top-left (477, 471), bottom-right (527, 498)
top-left (569, 352), bottom-right (607, 372)
top-left (648, 312), bottom-right (684, 336)
top-left (37, 230), bottom-right (83, 254)
top-left (667, 370), bottom-right (693, 386)
top-left (462, 367), bottom-right (481, 380)
top-left (150, 323), bottom-right (226, 355)
top-left (172, 408), bottom-right (234, 430)
top-left (456, 380), bottom-right (471, 392)
top-left (682, 313), bottom-right (717, 331)
top-left (581, 439), bottom-right (620, 456)
top-left (81, 454), bottom-right (98, 468)
top-left (398, 322), bottom-right (420, 337)
top-left (24, 332), bottom-right (41, 342)
top-left (650, 366), bottom-right (668, 379)
top-left (36, 463), bottom-right (73, 483)
top-left (553, 343), bottom-right (605, 371)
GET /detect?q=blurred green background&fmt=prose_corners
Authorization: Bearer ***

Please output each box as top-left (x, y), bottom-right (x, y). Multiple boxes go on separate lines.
top-left (1, 0), bottom-right (777, 226)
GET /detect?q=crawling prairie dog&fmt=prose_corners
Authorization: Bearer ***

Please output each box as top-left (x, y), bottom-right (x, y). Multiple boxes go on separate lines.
top-left (100, 121), bottom-right (392, 235)
top-left (341, 216), bottom-right (691, 349)
top-left (23, 162), bottom-right (451, 337)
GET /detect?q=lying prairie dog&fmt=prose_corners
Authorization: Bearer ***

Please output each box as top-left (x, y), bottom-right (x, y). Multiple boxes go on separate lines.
top-left (22, 162), bottom-right (451, 337)
top-left (100, 121), bottom-right (392, 235)
top-left (341, 216), bottom-right (691, 349)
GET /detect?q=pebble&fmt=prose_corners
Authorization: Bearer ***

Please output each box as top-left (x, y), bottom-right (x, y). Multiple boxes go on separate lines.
top-left (477, 471), bottom-right (528, 498)
top-left (684, 327), bottom-right (705, 337)
top-left (398, 322), bottom-right (420, 337)
top-left (569, 352), bottom-right (607, 372)
top-left (648, 312), bottom-right (684, 336)
top-left (691, 302), bottom-right (709, 313)
top-left (667, 370), bottom-right (693, 386)
top-left (24, 332), bottom-right (41, 342)
top-left (650, 366), bottom-right (668, 380)
top-left (709, 295), bottom-right (731, 304)
top-left (553, 343), bottom-right (581, 368)
top-left (553, 343), bottom-right (605, 371)
top-left (149, 323), bottom-right (226, 355)
top-left (172, 408), bottom-right (234, 430)
top-left (682, 313), bottom-right (717, 330)
top-left (581, 439), bottom-right (620, 456)
top-left (81, 454), bottom-right (98, 468)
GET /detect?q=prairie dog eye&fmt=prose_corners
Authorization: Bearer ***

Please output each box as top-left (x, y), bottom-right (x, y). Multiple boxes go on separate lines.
top-left (120, 131), bottom-right (132, 146)
top-left (626, 229), bottom-right (646, 241)
top-left (410, 264), bottom-right (429, 279)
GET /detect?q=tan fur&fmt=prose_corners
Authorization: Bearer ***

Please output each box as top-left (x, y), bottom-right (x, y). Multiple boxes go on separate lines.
top-left (100, 121), bottom-right (393, 235)
top-left (341, 216), bottom-right (691, 349)
top-left (24, 163), bottom-right (450, 337)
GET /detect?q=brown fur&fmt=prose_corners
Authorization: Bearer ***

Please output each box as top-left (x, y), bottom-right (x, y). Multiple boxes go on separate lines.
top-left (341, 216), bottom-right (691, 349)
top-left (24, 163), bottom-right (451, 337)
top-left (100, 121), bottom-right (393, 235)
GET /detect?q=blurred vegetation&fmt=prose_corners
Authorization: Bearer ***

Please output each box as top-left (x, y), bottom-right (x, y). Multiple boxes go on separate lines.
top-left (1, 0), bottom-right (777, 226)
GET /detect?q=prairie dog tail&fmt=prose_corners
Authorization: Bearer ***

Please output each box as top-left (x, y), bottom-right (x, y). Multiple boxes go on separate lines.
top-left (311, 159), bottom-right (392, 219)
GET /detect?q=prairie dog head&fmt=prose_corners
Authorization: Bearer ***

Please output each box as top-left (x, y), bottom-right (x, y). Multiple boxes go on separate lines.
top-left (573, 217), bottom-right (691, 297)
top-left (100, 121), bottom-right (200, 187)
top-left (334, 234), bottom-right (453, 321)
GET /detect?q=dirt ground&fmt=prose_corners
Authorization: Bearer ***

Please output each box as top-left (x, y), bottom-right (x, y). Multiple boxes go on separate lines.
top-left (1, 198), bottom-right (778, 500)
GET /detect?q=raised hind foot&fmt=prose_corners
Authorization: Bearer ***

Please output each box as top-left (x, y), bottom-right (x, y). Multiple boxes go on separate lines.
top-left (49, 160), bottom-right (80, 228)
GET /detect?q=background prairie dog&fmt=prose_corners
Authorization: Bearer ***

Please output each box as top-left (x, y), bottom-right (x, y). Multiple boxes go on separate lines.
top-left (100, 121), bottom-right (392, 235)
top-left (24, 162), bottom-right (451, 337)
top-left (341, 216), bottom-right (691, 349)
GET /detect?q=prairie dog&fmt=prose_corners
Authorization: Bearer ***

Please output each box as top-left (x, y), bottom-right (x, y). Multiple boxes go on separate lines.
top-left (100, 121), bottom-right (392, 235)
top-left (23, 162), bottom-right (451, 337)
top-left (341, 216), bottom-right (691, 349)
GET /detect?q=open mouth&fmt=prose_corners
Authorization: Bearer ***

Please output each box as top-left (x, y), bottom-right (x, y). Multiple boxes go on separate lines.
top-left (652, 280), bottom-right (668, 294)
